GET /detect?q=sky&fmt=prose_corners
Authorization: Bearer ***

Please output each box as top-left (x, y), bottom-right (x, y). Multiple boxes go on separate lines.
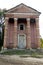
top-left (0, 0), bottom-right (43, 38)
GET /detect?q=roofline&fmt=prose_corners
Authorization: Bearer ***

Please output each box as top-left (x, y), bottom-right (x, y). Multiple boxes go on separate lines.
top-left (6, 3), bottom-right (41, 14)
top-left (20, 3), bottom-right (41, 14)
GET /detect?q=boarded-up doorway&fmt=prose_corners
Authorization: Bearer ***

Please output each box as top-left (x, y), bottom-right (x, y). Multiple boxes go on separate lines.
top-left (18, 34), bottom-right (26, 49)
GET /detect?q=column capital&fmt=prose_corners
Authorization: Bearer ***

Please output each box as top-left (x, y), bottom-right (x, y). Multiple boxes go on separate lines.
top-left (27, 18), bottom-right (30, 21)
top-left (36, 18), bottom-right (39, 20)
top-left (5, 17), bottom-right (9, 20)
top-left (14, 18), bottom-right (18, 21)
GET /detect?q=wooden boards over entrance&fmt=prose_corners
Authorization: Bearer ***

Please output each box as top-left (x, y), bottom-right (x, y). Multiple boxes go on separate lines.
top-left (18, 34), bottom-right (26, 49)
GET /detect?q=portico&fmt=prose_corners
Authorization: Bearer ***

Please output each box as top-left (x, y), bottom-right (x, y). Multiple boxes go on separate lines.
top-left (3, 3), bottom-right (41, 49)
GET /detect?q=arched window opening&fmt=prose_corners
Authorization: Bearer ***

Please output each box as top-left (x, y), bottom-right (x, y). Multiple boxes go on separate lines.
top-left (18, 18), bottom-right (26, 30)
top-left (19, 23), bottom-right (25, 30)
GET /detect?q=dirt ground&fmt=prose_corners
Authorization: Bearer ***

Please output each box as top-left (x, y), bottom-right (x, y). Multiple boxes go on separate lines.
top-left (0, 55), bottom-right (43, 65)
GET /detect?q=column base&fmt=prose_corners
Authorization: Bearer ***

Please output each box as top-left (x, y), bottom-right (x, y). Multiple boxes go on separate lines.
top-left (13, 48), bottom-right (18, 50)
top-left (37, 47), bottom-right (40, 49)
top-left (3, 48), bottom-right (7, 50)
top-left (26, 47), bottom-right (32, 50)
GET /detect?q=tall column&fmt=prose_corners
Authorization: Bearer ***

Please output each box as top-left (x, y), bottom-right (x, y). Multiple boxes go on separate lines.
top-left (3, 17), bottom-right (8, 49)
top-left (26, 18), bottom-right (31, 49)
top-left (14, 18), bottom-right (18, 48)
top-left (36, 18), bottom-right (40, 48)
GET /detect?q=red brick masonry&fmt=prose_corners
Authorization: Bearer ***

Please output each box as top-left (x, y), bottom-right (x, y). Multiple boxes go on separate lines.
top-left (3, 3), bottom-right (41, 49)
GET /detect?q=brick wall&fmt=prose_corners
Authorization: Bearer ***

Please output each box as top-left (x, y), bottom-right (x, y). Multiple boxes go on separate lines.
top-left (3, 14), bottom-right (40, 49)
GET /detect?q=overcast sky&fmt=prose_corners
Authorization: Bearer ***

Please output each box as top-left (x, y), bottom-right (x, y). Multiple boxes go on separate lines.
top-left (0, 0), bottom-right (43, 38)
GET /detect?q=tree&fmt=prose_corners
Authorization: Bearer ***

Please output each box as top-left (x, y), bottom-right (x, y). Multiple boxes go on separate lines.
top-left (0, 22), bottom-right (4, 50)
top-left (0, 9), bottom-right (6, 50)
top-left (0, 33), bottom-right (1, 50)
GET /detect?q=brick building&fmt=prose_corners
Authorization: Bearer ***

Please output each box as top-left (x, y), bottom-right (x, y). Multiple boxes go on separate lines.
top-left (3, 3), bottom-right (41, 49)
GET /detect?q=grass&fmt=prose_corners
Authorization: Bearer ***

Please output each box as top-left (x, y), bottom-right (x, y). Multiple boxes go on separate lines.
top-left (0, 49), bottom-right (43, 58)
top-left (31, 53), bottom-right (43, 58)
top-left (0, 49), bottom-right (32, 55)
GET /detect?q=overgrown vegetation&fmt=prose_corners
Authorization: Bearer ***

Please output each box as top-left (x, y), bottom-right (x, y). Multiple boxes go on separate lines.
top-left (0, 9), bottom-right (6, 50)
top-left (40, 38), bottom-right (43, 48)
top-left (0, 24), bottom-right (4, 50)
top-left (0, 49), bottom-right (43, 58)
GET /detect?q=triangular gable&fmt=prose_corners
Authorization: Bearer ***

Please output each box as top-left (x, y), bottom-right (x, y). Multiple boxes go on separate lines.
top-left (6, 3), bottom-right (41, 14)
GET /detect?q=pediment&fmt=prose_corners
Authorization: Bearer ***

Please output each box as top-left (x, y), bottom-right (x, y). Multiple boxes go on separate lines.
top-left (6, 3), bottom-right (41, 15)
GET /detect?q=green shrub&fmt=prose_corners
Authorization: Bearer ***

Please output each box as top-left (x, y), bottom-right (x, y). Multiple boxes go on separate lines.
top-left (40, 38), bottom-right (43, 48)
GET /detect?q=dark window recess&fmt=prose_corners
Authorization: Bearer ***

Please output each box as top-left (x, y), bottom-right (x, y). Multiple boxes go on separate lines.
top-left (8, 18), bottom-right (14, 23)
top-left (20, 25), bottom-right (24, 30)
top-left (30, 18), bottom-right (35, 23)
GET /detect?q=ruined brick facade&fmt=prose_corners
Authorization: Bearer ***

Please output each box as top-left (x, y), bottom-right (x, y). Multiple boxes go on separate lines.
top-left (3, 3), bottom-right (41, 49)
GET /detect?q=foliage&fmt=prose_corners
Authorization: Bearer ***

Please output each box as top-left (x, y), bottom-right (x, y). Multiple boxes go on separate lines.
top-left (0, 24), bottom-right (4, 50)
top-left (0, 9), bottom-right (7, 17)
top-left (0, 9), bottom-right (5, 50)
top-left (0, 31), bottom-right (2, 50)
top-left (40, 38), bottom-right (43, 48)
top-left (0, 49), bottom-right (43, 58)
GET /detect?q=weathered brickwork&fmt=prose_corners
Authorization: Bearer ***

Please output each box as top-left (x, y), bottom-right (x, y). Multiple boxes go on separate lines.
top-left (5, 14), bottom-right (39, 18)
top-left (26, 18), bottom-right (31, 49)
top-left (14, 18), bottom-right (18, 48)
top-left (3, 18), bottom-right (8, 49)
top-left (36, 18), bottom-right (41, 48)
top-left (3, 3), bottom-right (41, 49)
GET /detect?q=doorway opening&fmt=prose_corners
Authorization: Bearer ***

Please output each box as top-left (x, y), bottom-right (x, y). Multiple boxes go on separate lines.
top-left (18, 34), bottom-right (26, 49)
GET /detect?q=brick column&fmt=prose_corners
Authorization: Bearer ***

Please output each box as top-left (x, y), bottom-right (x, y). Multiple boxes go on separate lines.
top-left (14, 18), bottom-right (18, 48)
top-left (26, 18), bottom-right (31, 49)
top-left (36, 18), bottom-right (40, 48)
top-left (3, 17), bottom-right (8, 49)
